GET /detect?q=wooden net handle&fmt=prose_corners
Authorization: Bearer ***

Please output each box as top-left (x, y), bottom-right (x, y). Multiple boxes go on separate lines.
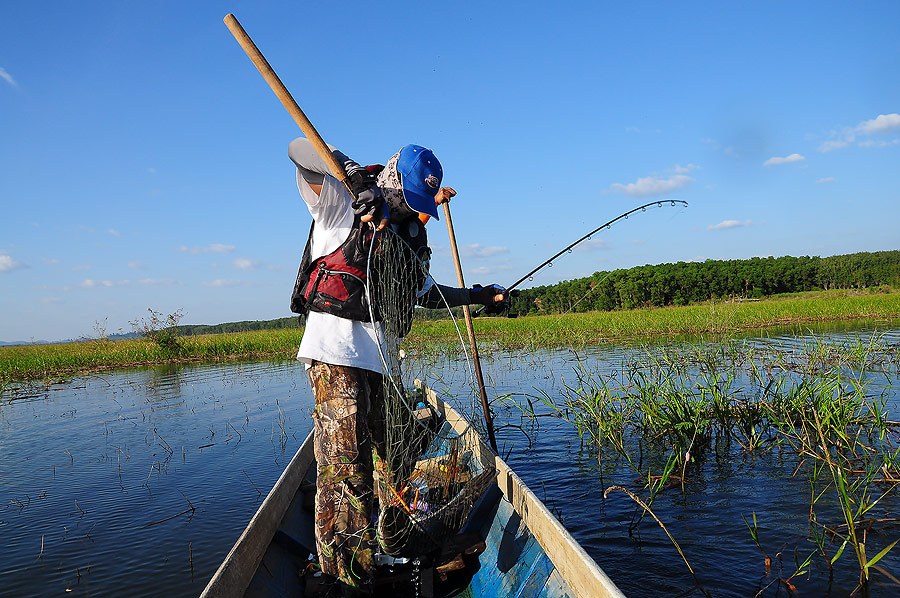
top-left (224, 13), bottom-right (349, 187)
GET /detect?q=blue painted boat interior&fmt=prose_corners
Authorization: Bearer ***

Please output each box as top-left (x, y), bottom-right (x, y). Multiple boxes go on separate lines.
top-left (460, 485), bottom-right (573, 598)
top-left (241, 461), bottom-right (577, 598)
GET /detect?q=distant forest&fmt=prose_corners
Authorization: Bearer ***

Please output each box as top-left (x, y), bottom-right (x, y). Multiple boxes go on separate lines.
top-left (174, 250), bottom-right (899, 334)
top-left (509, 250), bottom-right (900, 316)
top-left (176, 317), bottom-right (300, 336)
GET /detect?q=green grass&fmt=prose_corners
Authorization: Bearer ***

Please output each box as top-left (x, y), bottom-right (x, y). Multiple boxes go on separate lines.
top-left (2, 288), bottom-right (899, 385)
top-left (408, 287), bottom-right (900, 348)
top-left (0, 328), bottom-right (304, 385)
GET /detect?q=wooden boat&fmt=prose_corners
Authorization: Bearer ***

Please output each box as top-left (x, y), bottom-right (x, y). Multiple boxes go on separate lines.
top-left (200, 382), bottom-right (625, 598)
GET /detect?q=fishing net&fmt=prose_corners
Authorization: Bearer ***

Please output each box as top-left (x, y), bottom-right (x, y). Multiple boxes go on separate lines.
top-left (365, 225), bottom-right (495, 558)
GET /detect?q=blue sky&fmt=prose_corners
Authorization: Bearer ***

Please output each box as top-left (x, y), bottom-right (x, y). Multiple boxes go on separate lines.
top-left (1, 1), bottom-right (898, 342)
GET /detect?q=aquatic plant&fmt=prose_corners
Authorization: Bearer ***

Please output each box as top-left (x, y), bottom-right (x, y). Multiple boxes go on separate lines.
top-left (130, 308), bottom-right (185, 352)
top-left (524, 332), bottom-right (900, 591)
top-left (605, 479), bottom-right (710, 597)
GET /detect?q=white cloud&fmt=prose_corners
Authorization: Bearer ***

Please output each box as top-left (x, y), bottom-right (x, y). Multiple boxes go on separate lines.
top-left (818, 139), bottom-right (850, 152)
top-left (763, 154), bottom-right (805, 166)
top-left (708, 220), bottom-right (753, 230)
top-left (107, 228), bottom-right (120, 237)
top-left (43, 257), bottom-right (60, 265)
top-left (179, 243), bottom-right (236, 254)
top-left (858, 139), bottom-right (899, 148)
top-left (148, 167), bottom-right (156, 174)
top-left (469, 265), bottom-right (513, 276)
top-left (461, 244), bottom-right (509, 259)
top-left (817, 113), bottom-right (900, 153)
top-left (79, 279), bottom-right (130, 288)
top-left (0, 254), bottom-right (27, 272)
top-left (858, 113), bottom-right (900, 135)
top-left (816, 177), bottom-right (835, 184)
top-left (128, 261), bottom-right (147, 270)
top-left (203, 279), bottom-right (246, 288)
top-left (0, 67), bottom-right (16, 88)
top-left (671, 164), bottom-right (699, 174)
top-left (138, 278), bottom-right (178, 287)
top-left (233, 257), bottom-right (261, 270)
top-left (573, 238), bottom-right (611, 252)
top-left (610, 173), bottom-right (693, 197)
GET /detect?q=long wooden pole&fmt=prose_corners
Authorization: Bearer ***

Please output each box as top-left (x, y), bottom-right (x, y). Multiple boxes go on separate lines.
top-left (223, 14), bottom-right (350, 191)
top-left (442, 203), bottom-right (498, 453)
top-left (224, 13), bottom-right (497, 450)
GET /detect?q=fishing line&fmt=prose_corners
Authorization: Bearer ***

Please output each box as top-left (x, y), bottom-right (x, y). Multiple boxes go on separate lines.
top-left (554, 201), bottom-right (690, 318)
top-left (475, 200), bottom-right (689, 317)
top-left (508, 200), bottom-right (688, 292)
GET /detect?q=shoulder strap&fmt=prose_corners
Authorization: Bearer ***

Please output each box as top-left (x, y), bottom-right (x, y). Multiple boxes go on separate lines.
top-left (289, 220), bottom-right (317, 315)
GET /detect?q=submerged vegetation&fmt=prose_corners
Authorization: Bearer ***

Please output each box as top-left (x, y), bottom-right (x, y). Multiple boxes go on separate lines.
top-left (1, 289), bottom-right (898, 386)
top-left (518, 332), bottom-right (900, 594)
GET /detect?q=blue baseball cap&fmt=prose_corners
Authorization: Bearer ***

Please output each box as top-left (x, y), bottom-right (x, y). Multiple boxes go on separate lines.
top-left (397, 145), bottom-right (443, 220)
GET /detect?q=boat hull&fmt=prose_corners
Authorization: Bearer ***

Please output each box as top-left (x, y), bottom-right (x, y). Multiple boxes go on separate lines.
top-left (200, 384), bottom-right (624, 598)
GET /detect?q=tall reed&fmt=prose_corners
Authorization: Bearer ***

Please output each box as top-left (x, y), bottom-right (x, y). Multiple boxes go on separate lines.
top-left (525, 333), bottom-right (900, 589)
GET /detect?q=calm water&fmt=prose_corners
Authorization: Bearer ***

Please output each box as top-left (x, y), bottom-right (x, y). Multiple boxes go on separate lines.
top-left (1, 323), bottom-right (899, 597)
top-left (1, 362), bottom-right (312, 597)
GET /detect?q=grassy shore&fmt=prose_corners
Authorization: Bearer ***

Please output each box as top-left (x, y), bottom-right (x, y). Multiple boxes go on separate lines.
top-left (410, 287), bottom-right (900, 347)
top-left (2, 288), bottom-right (899, 385)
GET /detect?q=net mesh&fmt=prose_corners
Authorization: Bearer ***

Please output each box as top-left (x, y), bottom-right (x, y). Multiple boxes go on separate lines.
top-left (365, 225), bottom-right (495, 557)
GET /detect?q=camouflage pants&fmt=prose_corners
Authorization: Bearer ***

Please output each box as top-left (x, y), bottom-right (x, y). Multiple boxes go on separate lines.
top-left (307, 361), bottom-right (387, 592)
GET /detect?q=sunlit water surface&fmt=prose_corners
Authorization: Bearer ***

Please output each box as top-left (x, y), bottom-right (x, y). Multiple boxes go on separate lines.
top-left (1, 323), bottom-right (898, 597)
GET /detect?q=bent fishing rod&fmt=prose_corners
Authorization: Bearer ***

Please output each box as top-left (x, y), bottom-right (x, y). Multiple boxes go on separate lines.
top-left (476, 199), bottom-right (688, 315)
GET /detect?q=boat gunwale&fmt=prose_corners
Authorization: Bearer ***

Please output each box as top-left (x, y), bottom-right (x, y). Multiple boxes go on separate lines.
top-left (418, 381), bottom-right (625, 598)
top-left (199, 430), bottom-right (315, 598)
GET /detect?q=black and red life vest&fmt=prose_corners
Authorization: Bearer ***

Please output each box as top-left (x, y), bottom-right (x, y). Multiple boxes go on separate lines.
top-left (290, 214), bottom-right (429, 323)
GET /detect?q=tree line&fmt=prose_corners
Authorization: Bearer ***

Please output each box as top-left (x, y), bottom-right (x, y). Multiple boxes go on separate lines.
top-left (170, 250), bottom-right (898, 335)
top-left (508, 250), bottom-right (900, 316)
top-left (176, 317), bottom-right (299, 336)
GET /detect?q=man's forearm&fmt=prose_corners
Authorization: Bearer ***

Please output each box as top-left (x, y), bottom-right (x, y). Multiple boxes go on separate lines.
top-left (419, 284), bottom-right (472, 309)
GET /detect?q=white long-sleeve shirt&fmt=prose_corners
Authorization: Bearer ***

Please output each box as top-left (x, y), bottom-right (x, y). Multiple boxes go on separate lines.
top-left (290, 139), bottom-right (387, 373)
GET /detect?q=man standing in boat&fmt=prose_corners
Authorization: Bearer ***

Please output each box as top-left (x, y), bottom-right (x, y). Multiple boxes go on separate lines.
top-left (288, 137), bottom-right (506, 596)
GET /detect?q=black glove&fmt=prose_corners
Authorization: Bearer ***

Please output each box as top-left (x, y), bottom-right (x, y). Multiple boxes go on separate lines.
top-left (470, 284), bottom-right (509, 314)
top-left (344, 160), bottom-right (384, 221)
